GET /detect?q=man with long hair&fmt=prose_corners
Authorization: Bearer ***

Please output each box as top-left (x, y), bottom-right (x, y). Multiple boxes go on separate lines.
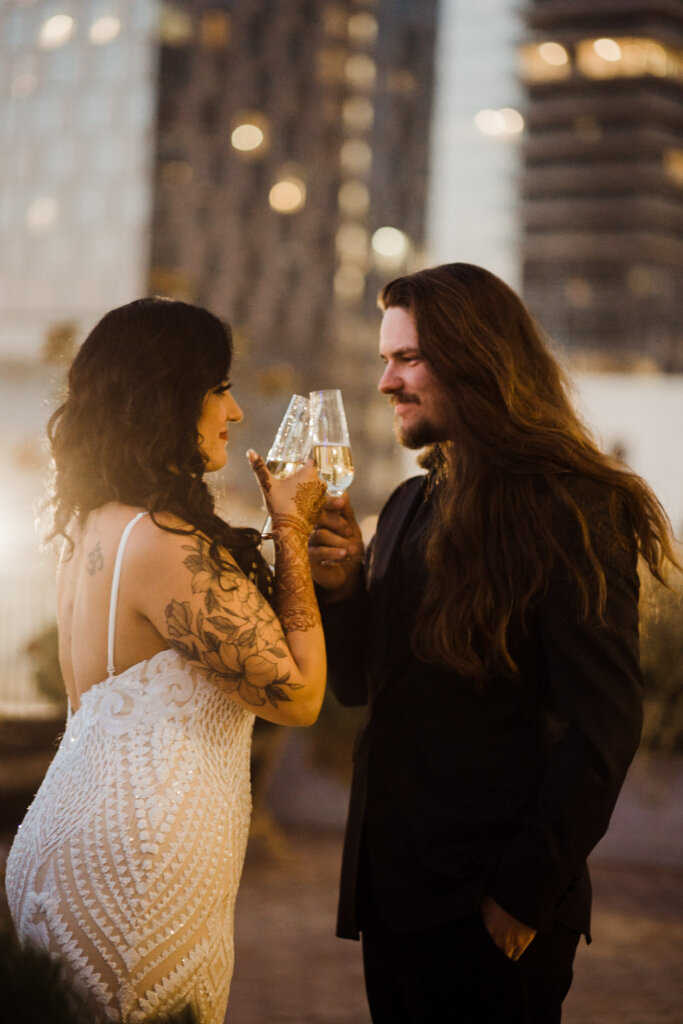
top-left (310, 263), bottom-right (678, 1023)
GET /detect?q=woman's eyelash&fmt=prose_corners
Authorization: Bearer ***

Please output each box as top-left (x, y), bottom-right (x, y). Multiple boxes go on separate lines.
top-left (214, 383), bottom-right (232, 394)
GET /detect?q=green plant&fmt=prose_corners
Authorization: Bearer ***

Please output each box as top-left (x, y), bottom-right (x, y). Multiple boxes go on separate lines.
top-left (24, 622), bottom-right (67, 708)
top-left (639, 559), bottom-right (683, 753)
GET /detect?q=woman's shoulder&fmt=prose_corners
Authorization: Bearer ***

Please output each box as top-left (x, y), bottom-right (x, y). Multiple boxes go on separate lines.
top-left (128, 509), bottom-right (243, 574)
top-left (112, 506), bottom-right (197, 570)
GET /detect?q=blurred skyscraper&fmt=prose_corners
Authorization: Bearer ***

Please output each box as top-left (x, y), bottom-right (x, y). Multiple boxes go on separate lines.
top-left (425, 0), bottom-right (524, 289)
top-left (0, 0), bottom-right (159, 359)
top-left (520, 0), bottom-right (683, 372)
top-left (0, 0), bottom-right (438, 509)
top-left (148, 0), bottom-right (438, 505)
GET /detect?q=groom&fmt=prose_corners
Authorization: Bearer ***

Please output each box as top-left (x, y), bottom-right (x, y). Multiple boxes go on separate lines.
top-left (309, 264), bottom-right (645, 1022)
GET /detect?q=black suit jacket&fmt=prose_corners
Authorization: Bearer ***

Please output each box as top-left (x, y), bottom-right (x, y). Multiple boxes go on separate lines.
top-left (322, 475), bottom-right (643, 941)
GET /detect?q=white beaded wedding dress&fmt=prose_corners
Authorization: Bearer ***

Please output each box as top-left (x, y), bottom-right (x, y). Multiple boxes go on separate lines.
top-left (6, 513), bottom-right (255, 1023)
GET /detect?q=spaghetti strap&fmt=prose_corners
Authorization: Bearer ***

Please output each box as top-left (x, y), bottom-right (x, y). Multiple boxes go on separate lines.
top-left (107, 512), bottom-right (149, 678)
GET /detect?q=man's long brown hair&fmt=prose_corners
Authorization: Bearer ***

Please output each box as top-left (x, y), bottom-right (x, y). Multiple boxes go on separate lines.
top-left (380, 263), bottom-right (677, 679)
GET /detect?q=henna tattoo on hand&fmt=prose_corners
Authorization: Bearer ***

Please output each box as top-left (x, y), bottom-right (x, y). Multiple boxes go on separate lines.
top-left (271, 513), bottom-right (310, 537)
top-left (293, 480), bottom-right (327, 528)
top-left (164, 535), bottom-right (302, 709)
top-left (86, 542), bottom-right (104, 576)
top-left (273, 526), bottom-right (321, 634)
top-left (250, 454), bottom-right (272, 497)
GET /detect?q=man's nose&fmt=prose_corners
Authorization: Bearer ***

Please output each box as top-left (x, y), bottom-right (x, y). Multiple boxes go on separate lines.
top-left (378, 365), bottom-right (399, 393)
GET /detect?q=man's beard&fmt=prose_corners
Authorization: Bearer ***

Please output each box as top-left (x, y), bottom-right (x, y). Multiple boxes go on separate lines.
top-left (393, 407), bottom-right (448, 449)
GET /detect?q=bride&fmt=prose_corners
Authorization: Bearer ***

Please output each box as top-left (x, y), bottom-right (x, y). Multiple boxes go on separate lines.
top-left (5, 297), bottom-right (327, 1023)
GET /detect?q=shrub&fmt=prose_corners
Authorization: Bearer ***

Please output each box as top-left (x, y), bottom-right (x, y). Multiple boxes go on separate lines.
top-left (639, 558), bottom-right (683, 753)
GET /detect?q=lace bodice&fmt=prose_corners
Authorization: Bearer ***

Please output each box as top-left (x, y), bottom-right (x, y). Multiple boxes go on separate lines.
top-left (5, 513), bottom-right (255, 1023)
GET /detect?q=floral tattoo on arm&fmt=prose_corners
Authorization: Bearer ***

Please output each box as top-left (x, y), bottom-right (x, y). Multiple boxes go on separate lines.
top-left (164, 535), bottom-right (302, 710)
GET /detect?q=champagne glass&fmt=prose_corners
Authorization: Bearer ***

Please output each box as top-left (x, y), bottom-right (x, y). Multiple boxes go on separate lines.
top-left (309, 389), bottom-right (354, 496)
top-left (261, 394), bottom-right (310, 537)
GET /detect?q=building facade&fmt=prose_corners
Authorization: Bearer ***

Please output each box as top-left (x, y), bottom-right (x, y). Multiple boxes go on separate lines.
top-left (520, 0), bottom-right (683, 371)
top-left (148, 0), bottom-right (438, 507)
top-left (0, 0), bottom-right (159, 360)
top-left (0, 0), bottom-right (439, 511)
top-left (425, 0), bottom-right (524, 290)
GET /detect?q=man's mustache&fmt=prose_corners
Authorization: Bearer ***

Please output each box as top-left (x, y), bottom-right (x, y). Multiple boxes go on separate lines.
top-left (390, 393), bottom-right (420, 406)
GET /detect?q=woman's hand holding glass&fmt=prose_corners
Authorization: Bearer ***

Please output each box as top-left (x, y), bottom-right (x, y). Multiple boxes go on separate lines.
top-left (248, 452), bottom-right (327, 537)
top-left (260, 394), bottom-right (311, 539)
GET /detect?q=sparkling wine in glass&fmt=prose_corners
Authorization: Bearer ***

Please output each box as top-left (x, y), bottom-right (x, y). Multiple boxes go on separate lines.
top-left (309, 389), bottom-right (354, 496)
top-left (261, 394), bottom-right (310, 536)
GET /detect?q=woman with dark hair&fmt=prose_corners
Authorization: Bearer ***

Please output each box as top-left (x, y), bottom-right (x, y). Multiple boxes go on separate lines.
top-left (5, 297), bottom-right (327, 1023)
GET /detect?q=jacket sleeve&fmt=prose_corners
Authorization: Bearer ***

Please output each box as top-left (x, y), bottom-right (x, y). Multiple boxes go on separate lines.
top-left (319, 590), bottom-right (370, 707)
top-left (488, 514), bottom-right (643, 932)
top-left (317, 536), bottom-right (374, 708)
top-left (319, 476), bottom-right (424, 708)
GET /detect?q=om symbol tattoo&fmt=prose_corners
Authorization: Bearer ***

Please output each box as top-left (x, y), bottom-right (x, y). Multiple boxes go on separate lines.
top-left (87, 542), bottom-right (104, 576)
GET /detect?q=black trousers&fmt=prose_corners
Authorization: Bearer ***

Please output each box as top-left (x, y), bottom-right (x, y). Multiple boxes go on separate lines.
top-left (360, 899), bottom-right (580, 1024)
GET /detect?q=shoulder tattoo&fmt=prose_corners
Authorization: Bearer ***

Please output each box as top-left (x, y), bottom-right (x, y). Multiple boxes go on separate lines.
top-left (87, 541), bottom-right (104, 576)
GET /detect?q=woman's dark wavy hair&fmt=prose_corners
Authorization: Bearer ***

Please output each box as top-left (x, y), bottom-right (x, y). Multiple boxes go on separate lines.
top-left (47, 296), bottom-right (271, 595)
top-left (380, 263), bottom-right (678, 679)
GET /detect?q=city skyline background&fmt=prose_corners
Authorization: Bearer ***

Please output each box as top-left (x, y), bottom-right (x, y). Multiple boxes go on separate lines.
top-left (1, 0), bottom-right (682, 707)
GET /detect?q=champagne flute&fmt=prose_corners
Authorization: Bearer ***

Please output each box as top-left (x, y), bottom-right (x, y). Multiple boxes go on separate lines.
top-left (261, 394), bottom-right (310, 538)
top-left (309, 389), bottom-right (354, 496)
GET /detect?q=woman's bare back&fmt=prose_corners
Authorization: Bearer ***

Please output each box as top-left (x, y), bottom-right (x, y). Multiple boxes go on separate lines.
top-left (57, 504), bottom-right (172, 710)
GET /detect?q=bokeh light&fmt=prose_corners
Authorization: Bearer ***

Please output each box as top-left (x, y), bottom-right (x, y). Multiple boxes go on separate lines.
top-left (27, 196), bottom-right (59, 233)
top-left (347, 13), bottom-right (378, 46)
top-left (342, 96), bottom-right (374, 133)
top-left (340, 138), bottom-right (372, 175)
top-left (38, 14), bottom-right (75, 50)
top-left (539, 42), bottom-right (569, 66)
top-left (664, 148), bottom-right (683, 187)
top-left (334, 264), bottom-right (366, 302)
top-left (336, 223), bottom-right (369, 264)
top-left (593, 38), bottom-right (622, 62)
top-left (158, 7), bottom-right (193, 46)
top-left (345, 53), bottom-right (377, 90)
top-left (231, 123), bottom-right (265, 152)
top-left (371, 226), bottom-right (409, 265)
top-left (474, 107), bottom-right (524, 136)
top-left (89, 16), bottom-right (121, 46)
top-left (269, 177), bottom-right (306, 214)
top-left (338, 180), bottom-right (370, 217)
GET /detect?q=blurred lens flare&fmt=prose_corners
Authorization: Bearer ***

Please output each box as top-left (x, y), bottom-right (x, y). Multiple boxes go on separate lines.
top-left (269, 177), bottom-right (306, 214)
top-left (231, 124), bottom-right (264, 152)
top-left (38, 14), bottom-right (75, 50)
top-left (89, 16), bottom-right (121, 46)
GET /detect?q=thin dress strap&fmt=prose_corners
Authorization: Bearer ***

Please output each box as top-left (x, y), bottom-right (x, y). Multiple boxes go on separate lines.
top-left (107, 512), bottom-right (149, 678)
